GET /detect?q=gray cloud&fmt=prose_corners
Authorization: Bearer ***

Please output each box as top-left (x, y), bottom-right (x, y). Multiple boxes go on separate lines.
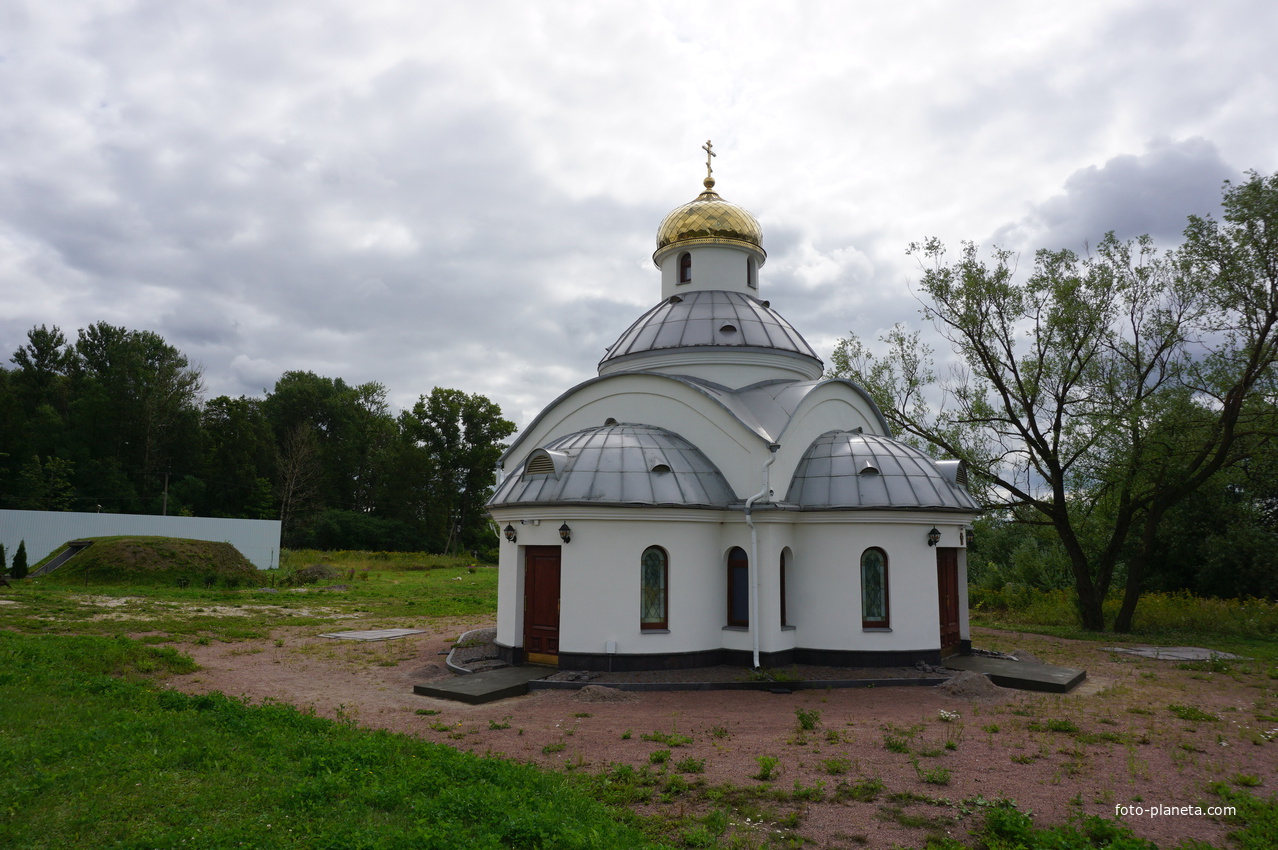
top-left (992, 138), bottom-right (1240, 251)
top-left (2, 2), bottom-right (1277, 434)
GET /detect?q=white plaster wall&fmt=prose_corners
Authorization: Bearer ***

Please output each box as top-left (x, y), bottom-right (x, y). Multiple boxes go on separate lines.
top-left (787, 515), bottom-right (945, 652)
top-left (491, 507), bottom-right (975, 661)
top-left (491, 507), bottom-right (740, 657)
top-left (561, 517), bottom-right (731, 656)
top-left (0, 509), bottom-right (282, 570)
top-left (501, 375), bottom-right (767, 496)
top-left (658, 244), bottom-right (761, 300)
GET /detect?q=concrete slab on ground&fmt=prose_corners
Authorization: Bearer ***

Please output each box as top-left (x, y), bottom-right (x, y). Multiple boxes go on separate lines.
top-left (945, 655), bottom-right (1086, 693)
top-left (1101, 646), bottom-right (1249, 661)
top-left (319, 628), bottom-right (427, 642)
top-left (414, 666), bottom-right (552, 705)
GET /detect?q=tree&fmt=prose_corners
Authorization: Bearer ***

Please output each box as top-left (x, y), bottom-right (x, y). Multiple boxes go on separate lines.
top-left (397, 388), bottom-right (516, 554)
top-left (13, 455), bottom-right (76, 511)
top-left (830, 171), bottom-right (1278, 631)
top-left (200, 395), bottom-right (276, 517)
top-left (11, 540), bottom-right (28, 580)
top-left (68, 323), bottom-right (204, 505)
top-left (276, 422), bottom-right (324, 541)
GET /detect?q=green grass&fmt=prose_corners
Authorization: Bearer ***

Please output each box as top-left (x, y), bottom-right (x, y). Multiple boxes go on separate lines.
top-left (0, 631), bottom-right (670, 850)
top-left (971, 588), bottom-right (1278, 662)
top-left (1, 556), bottom-right (498, 642)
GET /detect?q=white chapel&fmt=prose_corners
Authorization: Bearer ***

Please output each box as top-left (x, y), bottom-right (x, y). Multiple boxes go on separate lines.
top-left (487, 145), bottom-right (980, 671)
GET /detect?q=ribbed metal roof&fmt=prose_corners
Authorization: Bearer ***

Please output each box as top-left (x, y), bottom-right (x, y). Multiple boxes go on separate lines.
top-left (599, 290), bottom-right (820, 367)
top-left (786, 431), bottom-right (980, 511)
top-left (489, 423), bottom-right (736, 509)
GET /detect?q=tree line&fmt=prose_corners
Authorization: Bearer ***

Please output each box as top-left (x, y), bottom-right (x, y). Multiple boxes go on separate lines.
top-left (830, 170), bottom-right (1278, 628)
top-left (0, 324), bottom-right (515, 557)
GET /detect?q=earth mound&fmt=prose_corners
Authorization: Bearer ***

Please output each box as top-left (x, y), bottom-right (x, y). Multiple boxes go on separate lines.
top-left (933, 670), bottom-right (1009, 701)
top-left (36, 536), bottom-right (264, 587)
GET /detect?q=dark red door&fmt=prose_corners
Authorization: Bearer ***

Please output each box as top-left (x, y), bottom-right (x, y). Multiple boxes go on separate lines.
top-left (523, 546), bottom-right (561, 665)
top-left (937, 548), bottom-right (961, 654)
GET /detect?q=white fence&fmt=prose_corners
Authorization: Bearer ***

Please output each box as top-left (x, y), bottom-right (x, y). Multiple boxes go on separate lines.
top-left (0, 510), bottom-right (281, 570)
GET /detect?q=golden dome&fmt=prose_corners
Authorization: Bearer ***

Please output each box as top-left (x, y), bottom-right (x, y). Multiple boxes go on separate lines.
top-left (655, 177), bottom-right (764, 252)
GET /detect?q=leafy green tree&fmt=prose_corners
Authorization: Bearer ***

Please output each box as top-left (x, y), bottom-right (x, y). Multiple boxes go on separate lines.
top-left (397, 388), bottom-right (516, 554)
top-left (831, 171), bottom-right (1278, 631)
top-left (263, 371), bottom-right (396, 516)
top-left (11, 540), bottom-right (27, 580)
top-left (200, 396), bottom-right (276, 518)
top-left (11, 325), bottom-right (72, 409)
top-left (0, 542), bottom-right (7, 575)
top-left (13, 455), bottom-right (76, 511)
top-left (68, 323), bottom-right (203, 507)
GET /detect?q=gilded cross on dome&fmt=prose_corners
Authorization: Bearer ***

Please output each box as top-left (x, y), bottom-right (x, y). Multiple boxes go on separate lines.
top-left (702, 140), bottom-right (717, 190)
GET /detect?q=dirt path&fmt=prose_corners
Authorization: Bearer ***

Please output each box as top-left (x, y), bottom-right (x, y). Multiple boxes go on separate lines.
top-left (167, 623), bottom-right (1275, 848)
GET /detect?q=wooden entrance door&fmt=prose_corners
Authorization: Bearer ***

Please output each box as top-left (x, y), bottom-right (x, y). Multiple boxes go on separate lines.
top-left (936, 548), bottom-right (961, 655)
top-left (523, 546), bottom-right (561, 666)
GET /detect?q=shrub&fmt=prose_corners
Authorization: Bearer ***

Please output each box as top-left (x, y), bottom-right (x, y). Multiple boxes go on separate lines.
top-left (12, 540), bottom-right (28, 580)
top-left (753, 755), bottom-right (780, 781)
top-left (295, 564), bottom-right (338, 584)
top-left (795, 707), bottom-right (821, 731)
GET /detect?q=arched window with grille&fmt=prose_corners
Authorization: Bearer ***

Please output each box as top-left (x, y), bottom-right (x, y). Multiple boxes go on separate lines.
top-left (727, 546), bottom-right (749, 626)
top-left (860, 547), bottom-right (889, 628)
top-left (640, 546), bottom-right (668, 630)
top-left (678, 252), bottom-right (692, 284)
top-left (779, 549), bottom-right (789, 628)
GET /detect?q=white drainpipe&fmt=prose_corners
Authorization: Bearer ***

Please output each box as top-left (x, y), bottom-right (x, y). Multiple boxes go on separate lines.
top-left (744, 443), bottom-right (780, 670)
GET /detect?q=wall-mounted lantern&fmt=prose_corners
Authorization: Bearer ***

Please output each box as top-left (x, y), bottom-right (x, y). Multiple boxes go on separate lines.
top-left (559, 522), bottom-right (572, 544)
top-left (504, 524), bottom-right (517, 543)
top-left (927, 527), bottom-right (941, 547)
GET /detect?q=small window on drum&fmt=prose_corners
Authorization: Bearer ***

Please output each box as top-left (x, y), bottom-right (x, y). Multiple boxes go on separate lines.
top-left (747, 256), bottom-right (757, 289)
top-left (678, 252), bottom-right (692, 284)
top-left (641, 546), bottom-right (668, 630)
top-left (861, 547), bottom-right (889, 629)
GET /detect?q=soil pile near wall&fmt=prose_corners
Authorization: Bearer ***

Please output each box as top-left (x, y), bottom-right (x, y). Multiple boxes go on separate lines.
top-left (35, 536), bottom-right (263, 587)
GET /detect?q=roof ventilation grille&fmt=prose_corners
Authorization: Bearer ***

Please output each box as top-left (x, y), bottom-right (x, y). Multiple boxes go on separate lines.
top-left (651, 463), bottom-right (672, 474)
top-left (719, 324), bottom-right (738, 335)
top-left (525, 454), bottom-right (556, 476)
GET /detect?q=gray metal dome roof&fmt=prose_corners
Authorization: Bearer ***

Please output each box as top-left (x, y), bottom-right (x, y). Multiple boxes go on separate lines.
top-left (599, 290), bottom-right (820, 368)
top-left (489, 423), bottom-right (736, 509)
top-left (786, 431), bottom-right (980, 511)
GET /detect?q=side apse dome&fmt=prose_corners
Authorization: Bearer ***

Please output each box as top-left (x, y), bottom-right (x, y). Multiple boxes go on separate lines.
top-left (787, 431), bottom-right (980, 511)
top-left (490, 423), bottom-right (736, 509)
top-left (655, 178), bottom-right (764, 254)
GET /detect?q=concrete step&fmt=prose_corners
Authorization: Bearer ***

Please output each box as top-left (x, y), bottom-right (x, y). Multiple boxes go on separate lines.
top-left (944, 655), bottom-right (1086, 693)
top-left (413, 665), bottom-right (552, 705)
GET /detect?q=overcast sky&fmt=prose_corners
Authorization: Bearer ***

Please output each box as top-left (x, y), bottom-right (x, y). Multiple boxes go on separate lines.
top-left (2, 1), bottom-right (1275, 431)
